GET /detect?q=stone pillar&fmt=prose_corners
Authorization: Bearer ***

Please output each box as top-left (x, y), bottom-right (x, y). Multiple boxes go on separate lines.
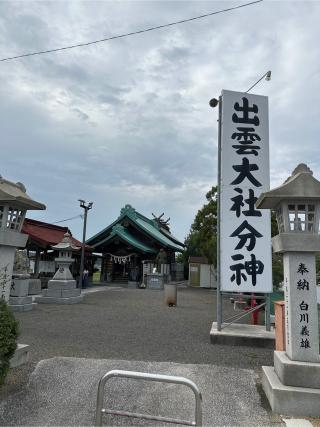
top-left (0, 233), bottom-right (29, 302)
top-left (283, 252), bottom-right (319, 363)
top-left (9, 274), bottom-right (33, 312)
top-left (0, 246), bottom-right (16, 302)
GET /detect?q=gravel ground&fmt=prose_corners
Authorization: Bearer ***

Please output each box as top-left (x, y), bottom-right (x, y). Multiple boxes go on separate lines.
top-left (1, 286), bottom-right (274, 400)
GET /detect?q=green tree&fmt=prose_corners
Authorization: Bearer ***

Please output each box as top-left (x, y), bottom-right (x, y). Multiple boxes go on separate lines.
top-left (271, 211), bottom-right (284, 289)
top-left (180, 186), bottom-right (217, 267)
top-left (0, 298), bottom-right (19, 385)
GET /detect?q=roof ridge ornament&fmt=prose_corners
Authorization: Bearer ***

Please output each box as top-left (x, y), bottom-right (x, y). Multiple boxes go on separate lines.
top-left (120, 204), bottom-right (137, 219)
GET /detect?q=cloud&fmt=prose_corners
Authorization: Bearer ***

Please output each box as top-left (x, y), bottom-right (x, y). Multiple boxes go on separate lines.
top-left (0, 1), bottom-right (320, 241)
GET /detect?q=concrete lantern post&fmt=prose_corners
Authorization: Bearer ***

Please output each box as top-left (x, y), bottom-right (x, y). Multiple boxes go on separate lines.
top-left (0, 176), bottom-right (45, 302)
top-left (256, 163), bottom-right (320, 416)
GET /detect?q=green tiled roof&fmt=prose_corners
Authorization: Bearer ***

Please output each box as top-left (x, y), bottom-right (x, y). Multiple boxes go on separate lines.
top-left (93, 224), bottom-right (156, 253)
top-left (135, 217), bottom-right (184, 251)
top-left (87, 204), bottom-right (184, 252)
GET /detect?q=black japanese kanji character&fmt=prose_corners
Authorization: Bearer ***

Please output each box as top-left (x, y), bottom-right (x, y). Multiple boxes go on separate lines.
top-left (300, 313), bottom-right (309, 323)
top-left (230, 253), bottom-right (264, 286)
top-left (297, 263), bottom-right (309, 275)
top-left (231, 157), bottom-right (262, 187)
top-left (244, 254), bottom-right (264, 286)
top-left (231, 127), bottom-right (261, 143)
top-left (232, 144), bottom-right (261, 156)
top-left (297, 279), bottom-right (309, 291)
top-left (230, 220), bottom-right (263, 251)
top-left (230, 254), bottom-right (247, 286)
top-left (232, 98), bottom-right (260, 126)
top-left (230, 188), bottom-right (244, 218)
top-left (300, 338), bottom-right (311, 349)
top-left (230, 188), bottom-right (261, 218)
top-left (300, 326), bottom-right (310, 336)
top-left (299, 301), bottom-right (309, 311)
top-left (243, 189), bottom-right (261, 217)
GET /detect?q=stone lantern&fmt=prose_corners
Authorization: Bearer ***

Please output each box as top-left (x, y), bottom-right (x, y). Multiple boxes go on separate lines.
top-left (35, 233), bottom-right (83, 304)
top-left (256, 163), bottom-right (320, 416)
top-left (0, 175), bottom-right (45, 302)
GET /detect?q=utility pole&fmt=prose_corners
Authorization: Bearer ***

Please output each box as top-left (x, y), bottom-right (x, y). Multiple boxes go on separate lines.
top-left (78, 200), bottom-right (93, 291)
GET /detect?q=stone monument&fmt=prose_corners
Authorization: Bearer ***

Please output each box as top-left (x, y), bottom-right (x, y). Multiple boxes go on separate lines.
top-left (35, 233), bottom-right (83, 304)
top-left (256, 164), bottom-right (320, 416)
top-left (0, 175), bottom-right (45, 302)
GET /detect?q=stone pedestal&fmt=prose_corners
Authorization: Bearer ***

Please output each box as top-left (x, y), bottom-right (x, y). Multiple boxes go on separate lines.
top-left (9, 276), bottom-right (33, 312)
top-left (28, 278), bottom-right (42, 295)
top-left (35, 279), bottom-right (83, 304)
top-left (262, 351), bottom-right (320, 417)
top-left (10, 344), bottom-right (30, 368)
top-left (274, 350), bottom-right (320, 388)
top-left (262, 251), bottom-right (320, 417)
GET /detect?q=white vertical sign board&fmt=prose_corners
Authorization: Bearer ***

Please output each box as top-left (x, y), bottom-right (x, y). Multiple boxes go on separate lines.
top-left (219, 90), bottom-right (272, 293)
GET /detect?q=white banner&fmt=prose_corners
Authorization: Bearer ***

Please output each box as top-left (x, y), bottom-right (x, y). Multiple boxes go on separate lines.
top-left (219, 90), bottom-right (272, 293)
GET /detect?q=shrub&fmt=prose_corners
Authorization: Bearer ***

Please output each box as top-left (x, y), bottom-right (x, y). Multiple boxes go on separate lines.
top-left (0, 298), bottom-right (19, 385)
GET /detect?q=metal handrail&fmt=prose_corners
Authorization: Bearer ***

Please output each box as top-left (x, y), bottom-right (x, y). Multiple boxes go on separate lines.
top-left (221, 302), bottom-right (266, 329)
top-left (95, 369), bottom-right (202, 426)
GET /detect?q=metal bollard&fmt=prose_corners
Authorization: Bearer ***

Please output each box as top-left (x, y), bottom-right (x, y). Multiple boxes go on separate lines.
top-left (95, 370), bottom-right (202, 426)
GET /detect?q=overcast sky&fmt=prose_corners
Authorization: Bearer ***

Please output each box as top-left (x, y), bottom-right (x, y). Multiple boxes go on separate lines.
top-left (1, 0), bottom-right (319, 242)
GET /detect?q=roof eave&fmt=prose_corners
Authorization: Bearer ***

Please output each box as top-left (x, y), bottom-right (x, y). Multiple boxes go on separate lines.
top-left (93, 231), bottom-right (156, 254)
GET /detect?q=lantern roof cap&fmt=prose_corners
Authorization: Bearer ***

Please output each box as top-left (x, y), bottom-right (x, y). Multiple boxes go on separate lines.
top-left (51, 232), bottom-right (80, 251)
top-left (0, 176), bottom-right (46, 210)
top-left (256, 163), bottom-right (320, 209)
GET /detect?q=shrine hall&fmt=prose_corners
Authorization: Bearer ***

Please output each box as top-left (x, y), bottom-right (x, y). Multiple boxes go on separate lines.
top-left (86, 204), bottom-right (184, 284)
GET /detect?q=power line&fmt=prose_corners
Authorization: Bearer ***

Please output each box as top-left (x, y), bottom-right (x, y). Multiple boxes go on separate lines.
top-left (0, 0), bottom-right (262, 63)
top-left (26, 214), bottom-right (83, 227)
top-left (53, 214), bottom-right (83, 224)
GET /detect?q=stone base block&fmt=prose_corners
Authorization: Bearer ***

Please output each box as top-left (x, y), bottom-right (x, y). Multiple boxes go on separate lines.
top-left (28, 279), bottom-right (42, 295)
top-left (10, 344), bottom-right (30, 368)
top-left (9, 303), bottom-right (34, 312)
top-left (35, 295), bottom-right (83, 305)
top-left (210, 322), bottom-right (275, 348)
top-left (9, 295), bottom-right (32, 305)
top-left (274, 351), bottom-right (320, 389)
top-left (42, 289), bottom-right (80, 298)
top-left (47, 280), bottom-right (77, 290)
top-left (262, 365), bottom-right (320, 417)
top-left (10, 278), bottom-right (30, 297)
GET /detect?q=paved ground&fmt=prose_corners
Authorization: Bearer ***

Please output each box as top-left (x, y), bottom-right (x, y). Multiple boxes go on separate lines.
top-left (0, 285), bottom-right (283, 425)
top-left (1, 357), bottom-right (282, 426)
